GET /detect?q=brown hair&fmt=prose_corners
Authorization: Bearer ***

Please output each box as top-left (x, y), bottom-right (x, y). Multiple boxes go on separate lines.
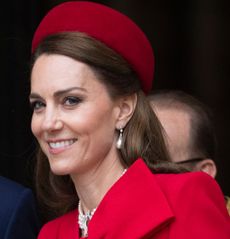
top-left (31, 32), bottom-right (186, 221)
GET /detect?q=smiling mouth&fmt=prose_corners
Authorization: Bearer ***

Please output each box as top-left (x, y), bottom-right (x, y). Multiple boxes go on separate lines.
top-left (48, 139), bottom-right (77, 149)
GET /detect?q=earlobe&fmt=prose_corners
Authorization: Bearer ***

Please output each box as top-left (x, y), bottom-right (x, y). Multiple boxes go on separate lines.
top-left (116, 93), bottom-right (137, 128)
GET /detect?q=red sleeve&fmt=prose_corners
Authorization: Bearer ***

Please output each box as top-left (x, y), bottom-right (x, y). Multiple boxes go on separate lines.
top-left (167, 172), bottom-right (230, 238)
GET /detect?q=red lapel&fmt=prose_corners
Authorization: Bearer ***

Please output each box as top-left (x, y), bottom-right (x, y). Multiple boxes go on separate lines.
top-left (56, 159), bottom-right (174, 238)
top-left (87, 159), bottom-right (174, 238)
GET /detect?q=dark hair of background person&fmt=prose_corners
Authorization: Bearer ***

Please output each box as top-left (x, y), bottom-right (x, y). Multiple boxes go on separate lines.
top-left (148, 89), bottom-right (218, 169)
top-left (31, 32), bottom-right (188, 222)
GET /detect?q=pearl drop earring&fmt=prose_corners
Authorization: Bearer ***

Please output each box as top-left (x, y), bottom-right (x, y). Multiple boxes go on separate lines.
top-left (116, 128), bottom-right (123, 149)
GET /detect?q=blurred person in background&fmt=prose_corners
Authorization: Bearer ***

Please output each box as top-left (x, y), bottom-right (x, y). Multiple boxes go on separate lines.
top-left (0, 176), bottom-right (40, 239)
top-left (148, 89), bottom-right (230, 214)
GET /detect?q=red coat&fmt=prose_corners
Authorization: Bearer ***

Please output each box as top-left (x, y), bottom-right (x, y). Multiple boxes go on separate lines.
top-left (38, 159), bottom-right (230, 238)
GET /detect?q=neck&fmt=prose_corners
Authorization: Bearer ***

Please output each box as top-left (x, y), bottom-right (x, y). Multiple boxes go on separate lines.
top-left (72, 157), bottom-right (127, 211)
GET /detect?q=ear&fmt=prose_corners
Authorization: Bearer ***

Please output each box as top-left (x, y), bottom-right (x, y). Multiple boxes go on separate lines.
top-left (116, 93), bottom-right (137, 129)
top-left (195, 159), bottom-right (217, 178)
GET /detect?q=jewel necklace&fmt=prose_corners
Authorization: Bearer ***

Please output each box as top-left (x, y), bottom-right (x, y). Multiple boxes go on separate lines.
top-left (78, 201), bottom-right (96, 238)
top-left (78, 168), bottom-right (127, 237)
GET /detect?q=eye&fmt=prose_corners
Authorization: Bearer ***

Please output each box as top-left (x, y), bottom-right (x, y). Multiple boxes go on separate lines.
top-left (30, 101), bottom-right (45, 111)
top-left (63, 96), bottom-right (82, 106)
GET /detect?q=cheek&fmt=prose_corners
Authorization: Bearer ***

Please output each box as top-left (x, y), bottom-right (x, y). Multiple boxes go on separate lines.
top-left (88, 113), bottom-right (116, 145)
top-left (31, 115), bottom-right (40, 138)
top-left (73, 108), bottom-right (116, 143)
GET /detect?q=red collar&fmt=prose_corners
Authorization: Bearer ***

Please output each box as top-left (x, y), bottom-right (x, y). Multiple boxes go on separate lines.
top-left (57, 159), bottom-right (174, 238)
top-left (86, 158), bottom-right (174, 238)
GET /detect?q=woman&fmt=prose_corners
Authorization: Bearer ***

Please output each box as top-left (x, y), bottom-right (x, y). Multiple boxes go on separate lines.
top-left (30, 1), bottom-right (230, 238)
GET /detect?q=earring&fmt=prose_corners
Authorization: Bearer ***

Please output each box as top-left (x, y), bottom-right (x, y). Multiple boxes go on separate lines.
top-left (116, 128), bottom-right (123, 149)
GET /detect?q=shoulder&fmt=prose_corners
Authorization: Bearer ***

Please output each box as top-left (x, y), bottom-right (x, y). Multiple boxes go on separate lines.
top-left (155, 171), bottom-right (230, 220)
top-left (38, 210), bottom-right (77, 239)
top-left (155, 171), bottom-right (225, 199)
top-left (155, 171), bottom-right (227, 209)
top-left (0, 177), bottom-right (40, 239)
top-left (0, 176), bottom-right (34, 210)
top-left (155, 170), bottom-right (215, 188)
top-left (154, 171), bottom-right (230, 237)
top-left (0, 176), bottom-right (28, 194)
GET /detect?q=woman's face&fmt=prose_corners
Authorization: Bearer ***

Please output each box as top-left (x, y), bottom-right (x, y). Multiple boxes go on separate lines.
top-left (30, 54), bottom-right (121, 176)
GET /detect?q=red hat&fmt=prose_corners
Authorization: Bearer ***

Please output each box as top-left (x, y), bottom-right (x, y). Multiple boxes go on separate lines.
top-left (32, 1), bottom-right (154, 93)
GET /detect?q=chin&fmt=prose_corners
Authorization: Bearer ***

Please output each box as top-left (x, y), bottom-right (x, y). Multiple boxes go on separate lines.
top-left (50, 164), bottom-right (72, 176)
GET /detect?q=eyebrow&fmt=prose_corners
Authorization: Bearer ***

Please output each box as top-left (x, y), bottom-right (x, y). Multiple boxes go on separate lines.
top-left (29, 87), bottom-right (87, 100)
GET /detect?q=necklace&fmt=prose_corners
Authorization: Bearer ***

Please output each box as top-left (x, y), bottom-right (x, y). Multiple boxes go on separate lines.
top-left (77, 168), bottom-right (127, 237)
top-left (78, 201), bottom-right (96, 238)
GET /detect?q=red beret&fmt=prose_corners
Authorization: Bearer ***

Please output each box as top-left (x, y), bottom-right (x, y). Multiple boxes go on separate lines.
top-left (32, 1), bottom-right (154, 93)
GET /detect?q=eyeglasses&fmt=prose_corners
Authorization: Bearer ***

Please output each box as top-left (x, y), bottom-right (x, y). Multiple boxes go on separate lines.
top-left (175, 157), bottom-right (206, 165)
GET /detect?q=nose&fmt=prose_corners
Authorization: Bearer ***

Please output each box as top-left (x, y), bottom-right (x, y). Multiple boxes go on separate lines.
top-left (41, 107), bottom-right (63, 132)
